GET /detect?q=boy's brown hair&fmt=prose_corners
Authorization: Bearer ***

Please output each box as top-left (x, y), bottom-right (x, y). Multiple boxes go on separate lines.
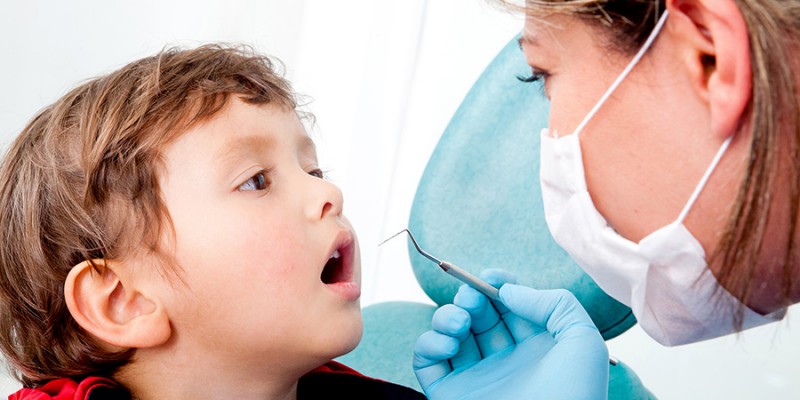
top-left (0, 44), bottom-right (296, 386)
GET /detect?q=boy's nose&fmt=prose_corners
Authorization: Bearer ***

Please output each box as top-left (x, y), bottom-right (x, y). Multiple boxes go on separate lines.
top-left (306, 176), bottom-right (344, 221)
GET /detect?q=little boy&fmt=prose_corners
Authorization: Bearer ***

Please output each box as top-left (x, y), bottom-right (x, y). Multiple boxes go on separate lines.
top-left (0, 44), bottom-right (426, 399)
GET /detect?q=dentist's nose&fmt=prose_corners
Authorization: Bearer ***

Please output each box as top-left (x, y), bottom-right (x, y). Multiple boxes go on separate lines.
top-left (306, 176), bottom-right (344, 220)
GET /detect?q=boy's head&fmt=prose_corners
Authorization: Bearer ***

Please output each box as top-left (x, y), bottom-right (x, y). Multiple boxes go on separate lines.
top-left (0, 45), bottom-right (362, 390)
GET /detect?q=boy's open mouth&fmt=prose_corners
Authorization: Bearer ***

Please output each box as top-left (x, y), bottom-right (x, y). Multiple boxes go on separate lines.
top-left (321, 235), bottom-right (354, 285)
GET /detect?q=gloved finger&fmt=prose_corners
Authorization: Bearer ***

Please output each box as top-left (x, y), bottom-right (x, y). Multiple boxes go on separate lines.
top-left (500, 285), bottom-right (610, 393)
top-left (413, 330), bottom-right (458, 391)
top-left (448, 332), bottom-right (481, 372)
top-left (431, 304), bottom-right (471, 340)
top-left (429, 305), bottom-right (482, 372)
top-left (479, 269), bottom-right (543, 343)
top-left (454, 284), bottom-right (514, 357)
top-left (478, 268), bottom-right (515, 315)
top-left (499, 285), bottom-right (602, 345)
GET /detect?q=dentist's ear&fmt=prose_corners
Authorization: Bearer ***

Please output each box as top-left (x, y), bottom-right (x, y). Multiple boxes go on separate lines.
top-left (667, 0), bottom-right (751, 138)
top-left (64, 259), bottom-right (171, 349)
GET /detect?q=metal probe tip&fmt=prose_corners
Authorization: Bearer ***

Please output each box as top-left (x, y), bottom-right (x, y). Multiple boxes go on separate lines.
top-left (378, 229), bottom-right (410, 247)
top-left (379, 228), bottom-right (501, 302)
top-left (379, 228), bottom-right (442, 265)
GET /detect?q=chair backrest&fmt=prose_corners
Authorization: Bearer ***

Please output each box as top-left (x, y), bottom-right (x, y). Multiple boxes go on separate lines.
top-left (407, 36), bottom-right (636, 340)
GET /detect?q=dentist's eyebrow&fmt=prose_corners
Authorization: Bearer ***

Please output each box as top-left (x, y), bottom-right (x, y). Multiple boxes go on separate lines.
top-left (518, 35), bottom-right (539, 49)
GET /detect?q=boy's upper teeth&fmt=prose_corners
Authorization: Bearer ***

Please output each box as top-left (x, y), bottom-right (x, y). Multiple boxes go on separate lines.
top-left (330, 249), bottom-right (340, 259)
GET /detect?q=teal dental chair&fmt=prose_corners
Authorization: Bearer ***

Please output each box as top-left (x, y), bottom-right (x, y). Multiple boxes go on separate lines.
top-left (337, 37), bottom-right (654, 399)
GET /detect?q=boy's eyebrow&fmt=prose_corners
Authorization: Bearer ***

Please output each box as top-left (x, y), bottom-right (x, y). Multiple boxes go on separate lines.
top-left (215, 134), bottom-right (275, 167)
top-left (214, 134), bottom-right (317, 170)
top-left (299, 135), bottom-right (316, 154)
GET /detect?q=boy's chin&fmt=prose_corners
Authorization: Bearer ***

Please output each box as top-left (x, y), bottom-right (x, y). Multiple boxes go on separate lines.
top-left (327, 312), bottom-right (364, 360)
top-left (340, 315), bottom-right (364, 354)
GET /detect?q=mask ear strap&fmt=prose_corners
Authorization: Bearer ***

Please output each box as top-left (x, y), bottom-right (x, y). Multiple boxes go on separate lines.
top-left (676, 136), bottom-right (734, 224)
top-left (573, 11), bottom-right (670, 138)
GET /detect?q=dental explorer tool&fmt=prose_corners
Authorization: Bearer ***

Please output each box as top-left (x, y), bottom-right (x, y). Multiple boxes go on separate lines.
top-left (379, 229), bottom-right (500, 301)
top-left (381, 229), bottom-right (618, 365)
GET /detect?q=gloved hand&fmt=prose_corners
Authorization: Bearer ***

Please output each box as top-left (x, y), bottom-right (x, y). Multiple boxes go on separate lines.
top-left (413, 269), bottom-right (609, 400)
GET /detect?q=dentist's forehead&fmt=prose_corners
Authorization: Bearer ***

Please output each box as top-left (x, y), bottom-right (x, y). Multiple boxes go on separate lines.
top-left (520, 15), bottom-right (581, 52)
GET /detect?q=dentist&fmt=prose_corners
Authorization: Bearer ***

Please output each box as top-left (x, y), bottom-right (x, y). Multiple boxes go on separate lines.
top-left (413, 0), bottom-right (800, 398)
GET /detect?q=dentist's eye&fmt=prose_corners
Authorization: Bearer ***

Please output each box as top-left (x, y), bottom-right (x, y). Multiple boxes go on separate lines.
top-left (517, 68), bottom-right (549, 83)
top-left (238, 171), bottom-right (270, 192)
top-left (308, 168), bottom-right (326, 179)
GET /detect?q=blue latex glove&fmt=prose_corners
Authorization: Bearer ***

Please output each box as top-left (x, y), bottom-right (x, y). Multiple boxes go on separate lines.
top-left (413, 269), bottom-right (609, 400)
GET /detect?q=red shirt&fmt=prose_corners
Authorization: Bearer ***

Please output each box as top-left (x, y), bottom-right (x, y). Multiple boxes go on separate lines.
top-left (9, 362), bottom-right (425, 399)
top-left (8, 377), bottom-right (122, 400)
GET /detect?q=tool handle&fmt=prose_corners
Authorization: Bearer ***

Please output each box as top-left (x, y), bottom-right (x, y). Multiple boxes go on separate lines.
top-left (441, 261), bottom-right (500, 301)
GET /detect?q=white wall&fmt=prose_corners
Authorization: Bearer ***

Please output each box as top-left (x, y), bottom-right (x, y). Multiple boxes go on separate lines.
top-left (1, 1), bottom-right (798, 398)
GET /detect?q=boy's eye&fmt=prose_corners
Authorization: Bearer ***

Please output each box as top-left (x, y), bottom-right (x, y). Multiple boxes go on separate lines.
top-left (238, 171), bottom-right (270, 192)
top-left (308, 168), bottom-right (325, 179)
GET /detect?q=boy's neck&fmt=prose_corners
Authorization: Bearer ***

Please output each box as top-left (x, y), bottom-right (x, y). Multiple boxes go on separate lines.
top-left (116, 345), bottom-right (320, 400)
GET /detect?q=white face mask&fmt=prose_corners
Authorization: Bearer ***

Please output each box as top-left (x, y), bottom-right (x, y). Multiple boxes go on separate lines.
top-left (539, 11), bottom-right (783, 346)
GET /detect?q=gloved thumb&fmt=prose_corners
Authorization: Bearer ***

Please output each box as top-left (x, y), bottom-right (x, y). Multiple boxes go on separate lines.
top-left (498, 284), bottom-right (599, 343)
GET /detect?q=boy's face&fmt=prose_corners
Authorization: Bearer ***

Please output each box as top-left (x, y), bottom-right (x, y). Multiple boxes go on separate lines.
top-left (154, 98), bottom-right (362, 370)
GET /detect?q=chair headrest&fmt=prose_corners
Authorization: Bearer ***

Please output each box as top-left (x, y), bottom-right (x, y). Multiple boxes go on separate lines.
top-left (407, 36), bottom-right (636, 340)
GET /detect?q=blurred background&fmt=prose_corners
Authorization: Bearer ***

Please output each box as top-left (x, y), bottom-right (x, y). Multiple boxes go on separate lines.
top-left (1, 1), bottom-right (798, 398)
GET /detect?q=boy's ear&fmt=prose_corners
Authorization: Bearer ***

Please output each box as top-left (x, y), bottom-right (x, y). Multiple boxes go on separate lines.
top-left (667, 0), bottom-right (751, 138)
top-left (64, 259), bottom-right (171, 349)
